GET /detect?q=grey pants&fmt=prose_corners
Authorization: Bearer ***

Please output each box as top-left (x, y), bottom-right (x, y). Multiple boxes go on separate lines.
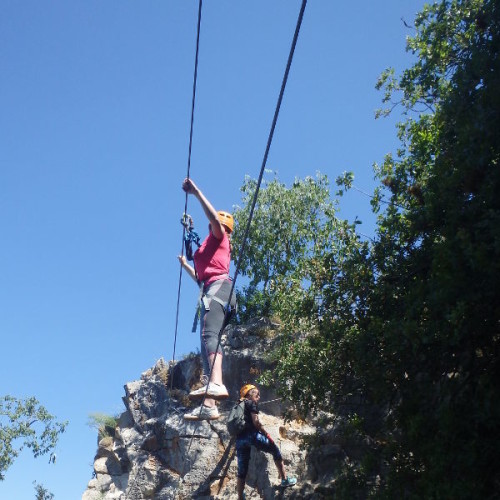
top-left (199, 279), bottom-right (235, 375)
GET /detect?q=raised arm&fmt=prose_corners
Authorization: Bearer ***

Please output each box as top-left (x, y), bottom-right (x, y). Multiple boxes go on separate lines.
top-left (182, 178), bottom-right (225, 239)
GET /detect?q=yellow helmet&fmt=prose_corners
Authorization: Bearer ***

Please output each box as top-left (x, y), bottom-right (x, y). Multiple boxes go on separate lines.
top-left (218, 211), bottom-right (234, 233)
top-left (240, 384), bottom-right (257, 399)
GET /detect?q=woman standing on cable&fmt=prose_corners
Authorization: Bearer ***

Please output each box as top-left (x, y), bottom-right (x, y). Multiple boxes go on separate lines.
top-left (178, 177), bottom-right (236, 421)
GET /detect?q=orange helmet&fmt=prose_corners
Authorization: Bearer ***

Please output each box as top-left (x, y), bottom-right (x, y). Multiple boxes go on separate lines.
top-left (240, 384), bottom-right (257, 399)
top-left (218, 211), bottom-right (234, 233)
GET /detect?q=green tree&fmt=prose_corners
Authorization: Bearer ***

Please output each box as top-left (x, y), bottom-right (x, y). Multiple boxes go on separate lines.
top-left (368, 1), bottom-right (500, 496)
top-left (236, 0), bottom-right (500, 497)
top-left (0, 396), bottom-right (67, 480)
top-left (232, 172), bottom-right (357, 324)
top-left (33, 481), bottom-right (54, 500)
top-left (233, 170), bottom-right (372, 425)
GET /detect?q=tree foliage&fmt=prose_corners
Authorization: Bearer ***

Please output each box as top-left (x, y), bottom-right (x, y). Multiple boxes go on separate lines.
top-left (0, 396), bottom-right (67, 481)
top-left (234, 0), bottom-right (500, 497)
top-left (33, 481), bottom-right (54, 500)
top-left (232, 172), bottom-right (359, 324)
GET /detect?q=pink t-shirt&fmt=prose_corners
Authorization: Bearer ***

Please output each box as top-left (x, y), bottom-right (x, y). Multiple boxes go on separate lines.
top-left (193, 231), bottom-right (231, 286)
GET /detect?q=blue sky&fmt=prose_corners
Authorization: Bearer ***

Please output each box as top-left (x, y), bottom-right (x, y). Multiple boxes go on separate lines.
top-left (1, 1), bottom-right (427, 498)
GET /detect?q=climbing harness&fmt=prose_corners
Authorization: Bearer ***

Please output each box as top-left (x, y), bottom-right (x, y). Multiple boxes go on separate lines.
top-left (192, 276), bottom-right (236, 332)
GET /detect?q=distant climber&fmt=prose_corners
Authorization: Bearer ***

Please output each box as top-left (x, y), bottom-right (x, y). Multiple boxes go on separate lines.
top-left (235, 384), bottom-right (297, 499)
top-left (178, 177), bottom-right (236, 421)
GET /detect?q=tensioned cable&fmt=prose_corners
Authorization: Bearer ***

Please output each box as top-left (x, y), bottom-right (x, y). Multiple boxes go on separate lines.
top-left (181, 0), bottom-right (308, 475)
top-left (125, 6), bottom-right (203, 495)
top-left (170, 0), bottom-right (203, 390)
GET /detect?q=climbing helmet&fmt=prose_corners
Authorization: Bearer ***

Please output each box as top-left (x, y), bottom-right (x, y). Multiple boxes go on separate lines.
top-left (217, 211), bottom-right (234, 233)
top-left (240, 384), bottom-right (257, 399)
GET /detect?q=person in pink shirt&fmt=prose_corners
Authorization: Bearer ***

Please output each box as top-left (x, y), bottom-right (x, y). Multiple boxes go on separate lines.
top-left (178, 178), bottom-right (236, 421)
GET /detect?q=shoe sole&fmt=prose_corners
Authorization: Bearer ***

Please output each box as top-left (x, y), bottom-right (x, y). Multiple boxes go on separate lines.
top-left (188, 391), bottom-right (229, 400)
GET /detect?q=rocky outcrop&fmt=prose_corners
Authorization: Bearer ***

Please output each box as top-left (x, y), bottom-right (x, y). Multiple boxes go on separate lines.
top-left (82, 319), bottom-right (347, 499)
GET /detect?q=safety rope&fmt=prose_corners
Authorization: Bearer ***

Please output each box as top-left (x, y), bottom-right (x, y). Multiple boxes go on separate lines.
top-left (181, 0), bottom-right (308, 476)
top-left (123, 4), bottom-right (204, 495)
top-left (170, 0), bottom-right (203, 392)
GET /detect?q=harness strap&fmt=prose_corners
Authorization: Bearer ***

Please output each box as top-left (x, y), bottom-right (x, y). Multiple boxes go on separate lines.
top-left (191, 276), bottom-right (231, 332)
top-left (202, 277), bottom-right (228, 309)
top-left (191, 283), bottom-right (203, 333)
top-left (191, 274), bottom-right (229, 333)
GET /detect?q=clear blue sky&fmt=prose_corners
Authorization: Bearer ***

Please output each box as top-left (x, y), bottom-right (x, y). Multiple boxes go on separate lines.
top-left (1, 1), bottom-right (427, 498)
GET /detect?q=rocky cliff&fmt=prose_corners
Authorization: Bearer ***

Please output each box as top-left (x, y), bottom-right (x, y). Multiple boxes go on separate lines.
top-left (82, 319), bottom-right (345, 499)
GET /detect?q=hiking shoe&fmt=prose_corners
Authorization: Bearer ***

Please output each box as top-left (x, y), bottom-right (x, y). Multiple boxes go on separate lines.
top-left (281, 476), bottom-right (297, 488)
top-left (183, 404), bottom-right (220, 421)
top-left (188, 382), bottom-right (229, 400)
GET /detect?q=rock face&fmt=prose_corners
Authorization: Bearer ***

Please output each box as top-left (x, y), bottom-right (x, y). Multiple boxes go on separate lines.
top-left (82, 319), bottom-right (341, 499)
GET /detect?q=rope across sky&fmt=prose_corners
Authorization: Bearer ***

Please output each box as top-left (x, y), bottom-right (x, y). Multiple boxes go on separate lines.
top-left (171, 0), bottom-right (203, 380)
top-left (173, 0), bottom-right (309, 479)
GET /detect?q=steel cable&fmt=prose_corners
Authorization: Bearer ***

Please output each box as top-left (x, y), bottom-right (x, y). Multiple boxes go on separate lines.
top-left (181, 0), bottom-right (308, 476)
top-left (170, 0), bottom-right (203, 391)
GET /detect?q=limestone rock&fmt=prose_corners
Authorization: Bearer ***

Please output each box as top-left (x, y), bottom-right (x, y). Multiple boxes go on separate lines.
top-left (81, 321), bottom-right (347, 499)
